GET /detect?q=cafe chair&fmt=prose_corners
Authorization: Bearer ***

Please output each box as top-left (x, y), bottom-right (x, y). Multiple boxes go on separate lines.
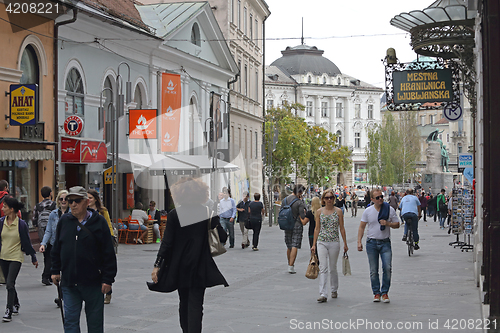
top-left (117, 219), bottom-right (128, 244)
top-left (126, 219), bottom-right (143, 244)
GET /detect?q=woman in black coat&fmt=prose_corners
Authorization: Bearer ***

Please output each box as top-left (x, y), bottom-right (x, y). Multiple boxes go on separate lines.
top-left (149, 177), bottom-right (228, 333)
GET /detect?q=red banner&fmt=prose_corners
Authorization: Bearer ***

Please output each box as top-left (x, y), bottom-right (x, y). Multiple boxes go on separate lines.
top-left (126, 174), bottom-right (135, 209)
top-left (60, 137), bottom-right (107, 163)
top-left (61, 137), bottom-right (80, 163)
top-left (129, 109), bottom-right (157, 139)
top-left (161, 73), bottom-right (182, 152)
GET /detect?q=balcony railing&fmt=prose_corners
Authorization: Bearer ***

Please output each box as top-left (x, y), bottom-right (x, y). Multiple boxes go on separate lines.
top-left (452, 131), bottom-right (466, 138)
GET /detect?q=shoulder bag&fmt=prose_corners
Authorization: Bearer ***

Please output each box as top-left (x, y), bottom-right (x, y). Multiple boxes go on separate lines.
top-left (305, 251), bottom-right (319, 279)
top-left (207, 208), bottom-right (226, 257)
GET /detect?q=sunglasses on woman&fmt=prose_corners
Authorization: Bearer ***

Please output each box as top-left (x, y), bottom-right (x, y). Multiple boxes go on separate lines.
top-left (324, 196), bottom-right (335, 200)
top-left (59, 197), bottom-right (67, 202)
top-left (374, 195), bottom-right (384, 200)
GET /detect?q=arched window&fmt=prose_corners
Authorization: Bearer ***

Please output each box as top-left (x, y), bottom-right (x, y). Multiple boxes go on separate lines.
top-left (20, 45), bottom-right (39, 85)
top-left (336, 130), bottom-right (342, 146)
top-left (191, 23), bottom-right (201, 46)
top-left (323, 76), bottom-right (327, 84)
top-left (134, 85), bottom-right (143, 109)
top-left (337, 77), bottom-right (341, 85)
top-left (457, 143), bottom-right (463, 154)
top-left (189, 97), bottom-right (200, 155)
top-left (308, 75), bottom-right (312, 83)
top-left (65, 68), bottom-right (84, 116)
top-left (104, 76), bottom-right (114, 143)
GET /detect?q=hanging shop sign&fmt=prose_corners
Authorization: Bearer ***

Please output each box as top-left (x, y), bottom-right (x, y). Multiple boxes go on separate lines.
top-left (64, 115), bottom-right (84, 136)
top-left (161, 73), bottom-right (182, 152)
top-left (392, 69), bottom-right (453, 104)
top-left (458, 153), bottom-right (473, 173)
top-left (9, 84), bottom-right (38, 125)
top-left (103, 166), bottom-right (116, 185)
top-left (61, 137), bottom-right (107, 163)
top-left (126, 174), bottom-right (135, 209)
top-left (129, 109), bottom-right (157, 139)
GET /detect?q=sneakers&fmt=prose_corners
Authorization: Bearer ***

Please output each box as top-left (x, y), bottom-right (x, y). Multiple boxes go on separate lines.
top-left (12, 304), bottom-right (19, 316)
top-left (42, 278), bottom-right (52, 286)
top-left (252, 247), bottom-right (259, 251)
top-left (414, 242), bottom-right (420, 250)
top-left (401, 235), bottom-right (407, 242)
top-left (241, 243), bottom-right (246, 249)
top-left (54, 298), bottom-right (62, 308)
top-left (331, 291), bottom-right (338, 298)
top-left (156, 238), bottom-right (161, 243)
top-left (229, 245), bottom-right (234, 248)
top-left (288, 265), bottom-right (296, 274)
top-left (2, 308), bottom-right (12, 322)
top-left (137, 239), bottom-right (143, 244)
top-left (104, 294), bottom-right (112, 304)
top-left (373, 294), bottom-right (381, 302)
top-left (317, 296), bottom-right (327, 303)
top-left (382, 294), bottom-right (390, 303)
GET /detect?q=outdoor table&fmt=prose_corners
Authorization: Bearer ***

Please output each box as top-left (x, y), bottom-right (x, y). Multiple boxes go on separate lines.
top-left (145, 220), bottom-right (157, 244)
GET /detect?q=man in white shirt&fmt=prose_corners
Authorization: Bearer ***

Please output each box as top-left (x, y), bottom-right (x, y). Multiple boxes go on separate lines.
top-left (357, 189), bottom-right (400, 303)
top-left (219, 187), bottom-right (236, 248)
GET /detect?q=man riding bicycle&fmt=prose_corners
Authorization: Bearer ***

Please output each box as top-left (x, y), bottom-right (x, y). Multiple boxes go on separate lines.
top-left (399, 189), bottom-right (422, 250)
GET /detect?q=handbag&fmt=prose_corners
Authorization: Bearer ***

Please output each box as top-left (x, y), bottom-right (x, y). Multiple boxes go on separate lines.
top-left (342, 252), bottom-right (351, 276)
top-left (305, 252), bottom-right (319, 279)
top-left (207, 208), bottom-right (227, 257)
top-left (244, 217), bottom-right (252, 230)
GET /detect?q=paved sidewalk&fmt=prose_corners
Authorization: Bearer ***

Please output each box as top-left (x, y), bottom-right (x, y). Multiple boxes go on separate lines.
top-left (1, 212), bottom-right (483, 332)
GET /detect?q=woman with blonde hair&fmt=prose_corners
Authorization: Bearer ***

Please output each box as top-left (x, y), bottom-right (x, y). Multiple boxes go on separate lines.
top-left (302, 196), bottom-right (321, 248)
top-left (311, 189), bottom-right (348, 303)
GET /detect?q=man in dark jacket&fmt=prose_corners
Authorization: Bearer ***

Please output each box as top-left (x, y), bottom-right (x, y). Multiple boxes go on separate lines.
top-left (33, 186), bottom-right (56, 286)
top-left (51, 186), bottom-right (117, 333)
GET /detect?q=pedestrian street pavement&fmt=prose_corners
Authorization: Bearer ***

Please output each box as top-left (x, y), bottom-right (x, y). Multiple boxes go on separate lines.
top-left (3, 211), bottom-right (484, 332)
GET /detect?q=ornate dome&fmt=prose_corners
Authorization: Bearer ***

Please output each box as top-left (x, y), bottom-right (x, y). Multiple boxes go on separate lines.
top-left (270, 44), bottom-right (341, 76)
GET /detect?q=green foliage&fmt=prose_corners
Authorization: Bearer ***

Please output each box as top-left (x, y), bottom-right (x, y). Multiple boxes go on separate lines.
top-left (365, 111), bottom-right (420, 186)
top-left (264, 103), bottom-right (352, 188)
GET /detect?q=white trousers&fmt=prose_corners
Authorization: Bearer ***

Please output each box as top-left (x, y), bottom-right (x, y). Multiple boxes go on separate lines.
top-left (317, 241), bottom-right (340, 297)
top-left (239, 222), bottom-right (249, 245)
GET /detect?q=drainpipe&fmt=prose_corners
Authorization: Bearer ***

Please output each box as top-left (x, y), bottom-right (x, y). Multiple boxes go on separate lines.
top-left (262, 13), bottom-right (270, 225)
top-left (226, 72), bottom-right (240, 146)
top-left (54, 8), bottom-right (78, 190)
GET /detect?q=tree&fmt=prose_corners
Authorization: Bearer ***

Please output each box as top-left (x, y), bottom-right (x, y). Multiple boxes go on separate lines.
top-left (366, 111), bottom-right (420, 186)
top-left (298, 126), bottom-right (352, 188)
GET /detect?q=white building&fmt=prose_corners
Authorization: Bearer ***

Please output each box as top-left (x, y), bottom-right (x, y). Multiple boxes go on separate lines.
top-left (265, 44), bottom-right (384, 186)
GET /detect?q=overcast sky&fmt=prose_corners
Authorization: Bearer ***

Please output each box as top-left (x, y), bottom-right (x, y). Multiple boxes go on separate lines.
top-left (264, 0), bottom-right (435, 88)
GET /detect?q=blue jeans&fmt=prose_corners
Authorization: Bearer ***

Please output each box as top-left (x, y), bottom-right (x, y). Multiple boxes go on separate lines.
top-left (62, 285), bottom-right (104, 333)
top-left (439, 210), bottom-right (447, 228)
top-left (366, 238), bottom-right (392, 295)
top-left (402, 212), bottom-right (420, 243)
top-left (220, 217), bottom-right (234, 247)
top-left (129, 224), bottom-right (147, 231)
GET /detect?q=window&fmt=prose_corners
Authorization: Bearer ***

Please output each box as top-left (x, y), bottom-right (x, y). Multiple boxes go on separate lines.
top-left (244, 128), bottom-right (247, 159)
top-left (231, 0), bottom-right (234, 23)
top-left (250, 130), bottom-right (252, 159)
top-left (457, 143), bottom-right (463, 153)
top-left (323, 77), bottom-right (327, 84)
top-left (244, 65), bottom-right (248, 96)
top-left (238, 60), bottom-right (241, 93)
top-left (255, 19), bottom-right (258, 45)
top-left (189, 98), bottom-right (199, 155)
top-left (355, 132), bottom-right (361, 148)
top-left (429, 115), bottom-right (434, 124)
top-left (306, 101), bottom-right (313, 117)
top-left (355, 104), bottom-right (361, 118)
top-left (447, 133), bottom-right (449, 142)
top-left (337, 78), bottom-right (341, 85)
top-left (20, 45), bottom-right (40, 121)
top-left (249, 14), bottom-right (253, 40)
top-left (368, 104), bottom-right (373, 119)
top-left (255, 70), bottom-right (259, 100)
top-left (20, 45), bottom-right (39, 85)
top-left (191, 23), bottom-right (200, 46)
top-left (321, 102), bottom-right (328, 117)
top-left (65, 68), bottom-right (84, 117)
top-left (103, 76), bottom-right (113, 142)
top-left (244, 7), bottom-right (247, 34)
top-left (336, 103), bottom-right (342, 118)
top-left (237, 0), bottom-right (241, 28)
top-left (134, 85), bottom-right (143, 109)
top-left (266, 99), bottom-right (274, 110)
top-left (421, 115), bottom-right (425, 126)
top-left (238, 127), bottom-right (242, 154)
top-left (255, 131), bottom-right (258, 159)
top-left (307, 76), bottom-right (312, 83)
top-left (336, 130), bottom-right (342, 146)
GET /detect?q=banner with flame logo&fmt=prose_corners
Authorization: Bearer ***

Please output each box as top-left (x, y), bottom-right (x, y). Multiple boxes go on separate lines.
top-left (129, 109), bottom-right (157, 139)
top-left (161, 73), bottom-right (181, 152)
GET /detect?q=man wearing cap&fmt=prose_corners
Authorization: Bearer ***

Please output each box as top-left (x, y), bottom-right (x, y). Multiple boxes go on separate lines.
top-left (51, 186), bottom-right (117, 333)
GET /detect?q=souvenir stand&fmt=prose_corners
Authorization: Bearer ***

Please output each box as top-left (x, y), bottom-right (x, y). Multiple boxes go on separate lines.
top-left (449, 182), bottom-right (474, 252)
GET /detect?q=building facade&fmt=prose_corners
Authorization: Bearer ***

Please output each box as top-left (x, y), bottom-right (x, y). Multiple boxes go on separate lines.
top-left (265, 44), bottom-right (384, 186)
top-left (0, 1), bottom-right (55, 226)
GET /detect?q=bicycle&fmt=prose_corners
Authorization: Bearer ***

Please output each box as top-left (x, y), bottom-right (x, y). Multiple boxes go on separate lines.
top-left (404, 216), bottom-right (414, 257)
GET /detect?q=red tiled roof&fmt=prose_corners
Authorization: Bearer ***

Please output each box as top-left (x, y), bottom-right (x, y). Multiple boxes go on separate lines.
top-left (80, 0), bottom-right (149, 31)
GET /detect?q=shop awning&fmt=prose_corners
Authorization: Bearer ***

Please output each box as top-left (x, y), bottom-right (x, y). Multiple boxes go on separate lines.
top-left (0, 149), bottom-right (54, 161)
top-left (168, 155), bottom-right (239, 174)
top-left (118, 153), bottom-right (197, 175)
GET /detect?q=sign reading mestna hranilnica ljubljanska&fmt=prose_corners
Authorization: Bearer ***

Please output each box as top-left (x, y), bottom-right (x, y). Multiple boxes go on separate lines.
top-left (392, 69), bottom-right (453, 105)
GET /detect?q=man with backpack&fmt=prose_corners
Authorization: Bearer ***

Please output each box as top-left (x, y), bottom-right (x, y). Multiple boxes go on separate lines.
top-left (437, 189), bottom-right (448, 230)
top-left (280, 185), bottom-right (307, 274)
top-left (33, 186), bottom-right (56, 285)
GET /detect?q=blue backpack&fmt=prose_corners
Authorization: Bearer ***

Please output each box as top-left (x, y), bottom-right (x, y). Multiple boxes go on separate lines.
top-left (278, 197), bottom-right (299, 230)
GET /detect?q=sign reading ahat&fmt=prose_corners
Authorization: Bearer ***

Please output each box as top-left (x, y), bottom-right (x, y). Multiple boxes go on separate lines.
top-left (392, 69), bottom-right (453, 104)
top-left (10, 84), bottom-right (38, 125)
